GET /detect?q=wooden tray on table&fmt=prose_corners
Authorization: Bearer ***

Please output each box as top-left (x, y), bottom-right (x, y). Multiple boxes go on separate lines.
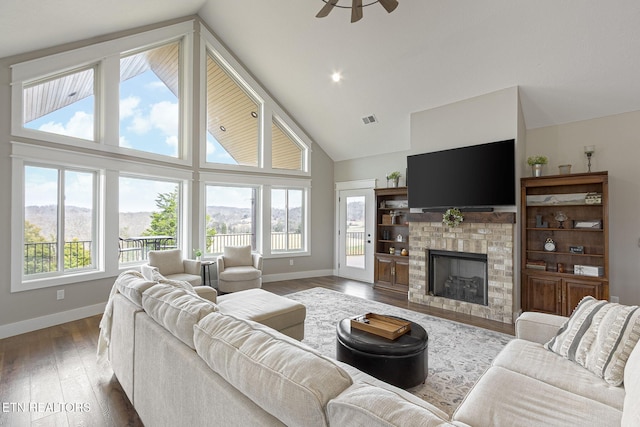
top-left (350, 313), bottom-right (411, 340)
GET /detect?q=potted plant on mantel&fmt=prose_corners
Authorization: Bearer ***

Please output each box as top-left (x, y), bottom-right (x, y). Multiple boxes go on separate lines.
top-left (527, 155), bottom-right (548, 177)
top-left (386, 171), bottom-right (401, 187)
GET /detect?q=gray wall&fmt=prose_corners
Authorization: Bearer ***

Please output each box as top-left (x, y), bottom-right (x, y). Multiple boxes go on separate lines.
top-left (0, 18), bottom-right (335, 337)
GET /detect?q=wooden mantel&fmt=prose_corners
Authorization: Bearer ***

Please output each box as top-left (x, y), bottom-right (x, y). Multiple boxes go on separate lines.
top-left (407, 211), bottom-right (516, 224)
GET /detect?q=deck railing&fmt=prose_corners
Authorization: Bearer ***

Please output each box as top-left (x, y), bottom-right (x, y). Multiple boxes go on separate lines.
top-left (25, 231), bottom-right (364, 271)
top-left (24, 240), bottom-right (92, 274)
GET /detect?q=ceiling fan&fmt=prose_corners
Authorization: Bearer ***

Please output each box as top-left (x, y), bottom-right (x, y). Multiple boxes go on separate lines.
top-left (316, 0), bottom-right (399, 23)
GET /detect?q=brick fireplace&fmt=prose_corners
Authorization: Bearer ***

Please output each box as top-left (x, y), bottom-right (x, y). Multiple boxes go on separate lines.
top-left (407, 212), bottom-right (516, 324)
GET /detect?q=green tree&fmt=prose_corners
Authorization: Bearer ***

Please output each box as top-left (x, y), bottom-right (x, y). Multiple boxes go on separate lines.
top-left (64, 238), bottom-right (92, 269)
top-left (205, 214), bottom-right (217, 253)
top-left (143, 191), bottom-right (218, 252)
top-left (23, 221), bottom-right (56, 274)
top-left (144, 190), bottom-right (178, 237)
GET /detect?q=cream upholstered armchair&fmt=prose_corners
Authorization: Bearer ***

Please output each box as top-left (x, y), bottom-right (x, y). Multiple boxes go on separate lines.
top-left (216, 245), bottom-right (263, 293)
top-left (140, 249), bottom-right (202, 286)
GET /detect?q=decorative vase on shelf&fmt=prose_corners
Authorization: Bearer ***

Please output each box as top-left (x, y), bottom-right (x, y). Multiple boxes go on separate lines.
top-left (531, 164), bottom-right (544, 177)
top-left (386, 172), bottom-right (401, 188)
top-left (527, 156), bottom-right (548, 177)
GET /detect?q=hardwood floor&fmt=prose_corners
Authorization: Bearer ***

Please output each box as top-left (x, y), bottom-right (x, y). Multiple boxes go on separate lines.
top-left (0, 276), bottom-right (514, 426)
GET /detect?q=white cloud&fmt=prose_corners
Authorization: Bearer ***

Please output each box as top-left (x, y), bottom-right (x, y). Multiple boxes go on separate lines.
top-left (38, 111), bottom-right (94, 140)
top-left (165, 135), bottom-right (178, 156)
top-left (150, 101), bottom-right (179, 137)
top-left (128, 115), bottom-right (151, 134)
top-left (120, 96), bottom-right (140, 119)
top-left (119, 177), bottom-right (178, 213)
top-left (119, 135), bottom-right (132, 148)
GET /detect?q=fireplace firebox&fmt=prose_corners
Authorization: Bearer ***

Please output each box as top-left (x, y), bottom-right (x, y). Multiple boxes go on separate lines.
top-left (428, 250), bottom-right (488, 306)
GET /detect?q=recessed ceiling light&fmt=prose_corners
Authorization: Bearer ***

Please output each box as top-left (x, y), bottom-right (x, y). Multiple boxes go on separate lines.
top-left (251, 111), bottom-right (258, 118)
top-left (331, 72), bottom-right (342, 82)
top-left (220, 126), bottom-right (226, 132)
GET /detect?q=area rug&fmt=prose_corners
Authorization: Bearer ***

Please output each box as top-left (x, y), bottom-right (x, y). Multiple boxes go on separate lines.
top-left (284, 287), bottom-right (513, 416)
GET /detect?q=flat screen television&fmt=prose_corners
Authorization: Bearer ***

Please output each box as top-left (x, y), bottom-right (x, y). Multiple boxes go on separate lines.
top-left (407, 139), bottom-right (515, 210)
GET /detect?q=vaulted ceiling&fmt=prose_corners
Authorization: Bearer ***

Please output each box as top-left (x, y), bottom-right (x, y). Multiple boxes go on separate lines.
top-left (2, 0), bottom-right (640, 161)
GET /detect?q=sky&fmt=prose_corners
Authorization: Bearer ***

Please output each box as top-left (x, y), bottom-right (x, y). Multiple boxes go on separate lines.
top-left (24, 67), bottom-right (238, 211)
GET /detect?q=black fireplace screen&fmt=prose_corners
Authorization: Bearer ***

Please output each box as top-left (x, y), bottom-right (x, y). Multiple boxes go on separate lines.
top-left (428, 250), bottom-right (488, 306)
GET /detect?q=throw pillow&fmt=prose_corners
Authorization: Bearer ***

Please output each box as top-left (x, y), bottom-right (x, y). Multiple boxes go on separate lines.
top-left (545, 296), bottom-right (640, 386)
top-left (149, 268), bottom-right (194, 292)
top-left (148, 249), bottom-right (184, 276)
top-left (142, 284), bottom-right (218, 349)
top-left (223, 245), bottom-right (252, 267)
top-left (114, 270), bottom-right (156, 307)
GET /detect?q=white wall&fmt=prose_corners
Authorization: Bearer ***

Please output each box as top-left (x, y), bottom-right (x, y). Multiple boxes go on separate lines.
top-left (335, 87), bottom-right (522, 184)
top-left (526, 111), bottom-right (640, 305)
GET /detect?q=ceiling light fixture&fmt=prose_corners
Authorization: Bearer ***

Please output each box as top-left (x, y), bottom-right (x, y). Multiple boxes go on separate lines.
top-left (331, 72), bottom-right (342, 82)
top-left (316, 0), bottom-right (398, 23)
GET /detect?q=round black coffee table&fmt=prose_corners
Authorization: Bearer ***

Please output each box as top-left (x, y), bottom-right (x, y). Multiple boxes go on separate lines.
top-left (336, 316), bottom-right (428, 389)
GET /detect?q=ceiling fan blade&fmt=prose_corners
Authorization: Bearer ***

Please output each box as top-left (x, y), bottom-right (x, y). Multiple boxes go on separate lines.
top-left (316, 0), bottom-right (338, 18)
top-left (351, 0), bottom-right (363, 22)
top-left (378, 0), bottom-right (398, 13)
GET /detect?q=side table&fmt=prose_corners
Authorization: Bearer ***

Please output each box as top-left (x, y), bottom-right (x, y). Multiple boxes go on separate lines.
top-left (201, 261), bottom-right (215, 287)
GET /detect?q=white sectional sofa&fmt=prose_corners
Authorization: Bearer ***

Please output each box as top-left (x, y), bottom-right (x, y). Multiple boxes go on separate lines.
top-left (102, 271), bottom-right (639, 426)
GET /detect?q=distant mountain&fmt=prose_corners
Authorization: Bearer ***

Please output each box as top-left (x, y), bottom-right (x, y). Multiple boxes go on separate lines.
top-left (24, 205), bottom-right (303, 241)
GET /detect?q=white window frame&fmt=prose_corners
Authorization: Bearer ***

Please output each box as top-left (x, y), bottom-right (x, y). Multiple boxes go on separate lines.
top-left (270, 186), bottom-right (308, 255)
top-left (117, 174), bottom-right (187, 267)
top-left (10, 141), bottom-right (193, 292)
top-left (199, 28), bottom-right (312, 176)
top-left (200, 174), bottom-right (263, 256)
top-left (198, 172), bottom-right (311, 259)
top-left (11, 144), bottom-right (106, 291)
top-left (10, 21), bottom-right (194, 167)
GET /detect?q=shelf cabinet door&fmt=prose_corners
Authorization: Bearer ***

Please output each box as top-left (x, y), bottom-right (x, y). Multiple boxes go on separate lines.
top-left (564, 278), bottom-right (603, 315)
top-left (376, 257), bottom-right (393, 284)
top-left (394, 258), bottom-right (409, 287)
top-left (526, 275), bottom-right (562, 315)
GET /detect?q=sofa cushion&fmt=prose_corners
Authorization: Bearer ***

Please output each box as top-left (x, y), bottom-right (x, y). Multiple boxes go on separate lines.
top-left (452, 366), bottom-right (622, 427)
top-left (223, 245), bottom-right (252, 267)
top-left (115, 270), bottom-right (157, 307)
top-left (218, 265), bottom-right (261, 281)
top-left (217, 288), bottom-right (305, 334)
top-left (194, 313), bottom-right (352, 427)
top-left (545, 296), bottom-right (640, 386)
top-left (142, 284), bottom-right (218, 349)
top-left (493, 339), bottom-right (625, 410)
top-left (149, 249), bottom-right (184, 276)
top-left (622, 343), bottom-right (640, 426)
top-left (328, 383), bottom-right (454, 427)
top-left (337, 361), bottom-right (450, 420)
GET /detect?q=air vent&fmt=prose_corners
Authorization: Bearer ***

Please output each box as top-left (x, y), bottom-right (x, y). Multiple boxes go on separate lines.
top-left (361, 114), bottom-right (378, 125)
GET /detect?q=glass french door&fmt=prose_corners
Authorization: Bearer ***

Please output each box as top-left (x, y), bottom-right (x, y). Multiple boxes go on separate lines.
top-left (337, 188), bottom-right (374, 282)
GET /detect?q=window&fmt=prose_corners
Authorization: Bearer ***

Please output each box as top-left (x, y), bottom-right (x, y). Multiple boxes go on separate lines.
top-left (23, 66), bottom-right (96, 141)
top-left (204, 185), bottom-right (258, 254)
top-left (205, 52), bottom-right (260, 166)
top-left (23, 165), bottom-right (97, 278)
top-left (119, 177), bottom-right (180, 264)
top-left (272, 117), bottom-right (304, 171)
top-left (120, 41), bottom-right (181, 157)
top-left (271, 188), bottom-right (305, 253)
